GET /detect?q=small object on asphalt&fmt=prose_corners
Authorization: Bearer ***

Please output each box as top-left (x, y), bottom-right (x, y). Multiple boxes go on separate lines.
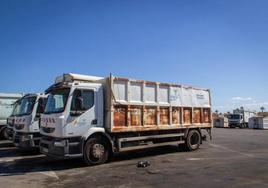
top-left (137, 161), bottom-right (150, 168)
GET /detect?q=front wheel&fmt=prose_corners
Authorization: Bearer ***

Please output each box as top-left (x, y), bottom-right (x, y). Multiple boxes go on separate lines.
top-left (83, 137), bottom-right (109, 166)
top-left (0, 127), bottom-right (8, 140)
top-left (184, 129), bottom-right (201, 151)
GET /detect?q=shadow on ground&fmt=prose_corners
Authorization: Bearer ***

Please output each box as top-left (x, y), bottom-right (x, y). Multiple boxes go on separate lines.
top-left (0, 145), bottom-right (184, 176)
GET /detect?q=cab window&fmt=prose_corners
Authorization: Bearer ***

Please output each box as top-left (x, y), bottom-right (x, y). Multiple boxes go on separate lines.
top-left (71, 89), bottom-right (94, 113)
top-left (37, 98), bottom-right (47, 114)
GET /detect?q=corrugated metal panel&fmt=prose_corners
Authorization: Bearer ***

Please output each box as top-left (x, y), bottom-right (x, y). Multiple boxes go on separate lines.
top-left (144, 84), bottom-right (156, 103)
top-left (159, 85), bottom-right (169, 104)
top-left (113, 80), bottom-right (127, 102)
top-left (129, 82), bottom-right (142, 102)
top-left (170, 86), bottom-right (182, 106)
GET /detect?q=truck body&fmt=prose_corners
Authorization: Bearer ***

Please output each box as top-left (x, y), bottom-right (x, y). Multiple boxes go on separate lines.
top-left (40, 73), bottom-right (212, 165)
top-left (228, 109), bottom-right (255, 128)
top-left (0, 93), bottom-right (24, 139)
top-left (13, 93), bottom-right (47, 149)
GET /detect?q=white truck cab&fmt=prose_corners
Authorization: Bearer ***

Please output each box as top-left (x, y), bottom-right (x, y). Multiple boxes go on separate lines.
top-left (6, 100), bottom-right (22, 140)
top-left (13, 93), bottom-right (47, 149)
top-left (40, 74), bottom-right (104, 158)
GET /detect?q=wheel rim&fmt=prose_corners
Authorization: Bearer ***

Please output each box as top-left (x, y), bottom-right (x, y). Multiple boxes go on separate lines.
top-left (90, 144), bottom-right (105, 161)
top-left (190, 132), bottom-right (200, 146)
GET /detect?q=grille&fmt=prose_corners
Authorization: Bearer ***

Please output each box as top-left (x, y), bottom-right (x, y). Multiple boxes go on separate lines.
top-left (42, 127), bottom-right (55, 133)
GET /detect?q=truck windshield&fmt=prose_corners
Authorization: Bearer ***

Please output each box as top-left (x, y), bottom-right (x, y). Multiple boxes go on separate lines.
top-left (228, 114), bottom-right (241, 119)
top-left (44, 88), bottom-right (70, 114)
top-left (12, 101), bottom-right (21, 116)
top-left (18, 96), bottom-right (37, 116)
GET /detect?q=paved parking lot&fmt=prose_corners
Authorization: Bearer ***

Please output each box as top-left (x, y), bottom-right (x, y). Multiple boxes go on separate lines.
top-left (0, 128), bottom-right (267, 188)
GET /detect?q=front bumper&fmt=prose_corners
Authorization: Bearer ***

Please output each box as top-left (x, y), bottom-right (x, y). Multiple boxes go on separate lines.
top-left (229, 123), bottom-right (240, 127)
top-left (13, 132), bottom-right (40, 149)
top-left (39, 136), bottom-right (82, 159)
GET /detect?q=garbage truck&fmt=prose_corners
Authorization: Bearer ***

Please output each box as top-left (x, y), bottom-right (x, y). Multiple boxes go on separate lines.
top-left (40, 73), bottom-right (212, 165)
top-left (0, 93), bottom-right (24, 139)
top-left (228, 108), bottom-right (255, 128)
top-left (13, 93), bottom-right (47, 149)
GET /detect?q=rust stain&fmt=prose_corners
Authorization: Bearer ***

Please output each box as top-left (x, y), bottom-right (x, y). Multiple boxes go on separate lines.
top-left (193, 108), bottom-right (202, 124)
top-left (183, 108), bottom-right (192, 124)
top-left (144, 107), bottom-right (157, 125)
top-left (203, 108), bottom-right (211, 123)
top-left (130, 107), bottom-right (142, 126)
top-left (172, 108), bottom-right (180, 124)
top-left (114, 106), bottom-right (127, 127)
top-left (160, 108), bottom-right (169, 125)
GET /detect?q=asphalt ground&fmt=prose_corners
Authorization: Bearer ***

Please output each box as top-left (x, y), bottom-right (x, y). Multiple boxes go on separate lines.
top-left (0, 128), bottom-right (267, 188)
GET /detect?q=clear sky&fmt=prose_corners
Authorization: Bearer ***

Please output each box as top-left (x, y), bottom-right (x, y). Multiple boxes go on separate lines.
top-left (0, 0), bottom-right (267, 112)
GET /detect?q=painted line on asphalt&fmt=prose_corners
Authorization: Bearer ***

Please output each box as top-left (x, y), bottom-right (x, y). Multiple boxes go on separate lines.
top-left (0, 155), bottom-right (43, 163)
top-left (209, 143), bottom-right (255, 158)
top-left (39, 169), bottom-right (59, 180)
top-left (186, 157), bottom-right (218, 161)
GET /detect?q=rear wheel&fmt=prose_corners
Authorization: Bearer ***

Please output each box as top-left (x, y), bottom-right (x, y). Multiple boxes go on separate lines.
top-left (83, 137), bottom-right (109, 166)
top-left (184, 129), bottom-right (201, 151)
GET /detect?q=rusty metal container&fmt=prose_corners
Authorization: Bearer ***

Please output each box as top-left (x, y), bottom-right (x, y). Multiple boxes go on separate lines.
top-left (104, 76), bottom-right (212, 133)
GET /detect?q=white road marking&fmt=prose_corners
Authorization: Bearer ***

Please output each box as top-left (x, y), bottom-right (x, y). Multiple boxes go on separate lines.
top-left (39, 170), bottom-right (59, 180)
top-left (209, 143), bottom-right (255, 158)
top-left (186, 157), bottom-right (217, 161)
top-left (0, 155), bottom-right (43, 163)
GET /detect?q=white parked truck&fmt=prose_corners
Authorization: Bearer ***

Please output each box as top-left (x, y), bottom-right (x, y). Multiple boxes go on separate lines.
top-left (40, 73), bottom-right (212, 165)
top-left (228, 109), bottom-right (255, 128)
top-left (0, 93), bottom-right (24, 139)
top-left (13, 93), bottom-right (47, 149)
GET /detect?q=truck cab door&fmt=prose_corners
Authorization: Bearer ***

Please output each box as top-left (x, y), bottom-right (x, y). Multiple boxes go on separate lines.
top-left (67, 89), bottom-right (97, 136)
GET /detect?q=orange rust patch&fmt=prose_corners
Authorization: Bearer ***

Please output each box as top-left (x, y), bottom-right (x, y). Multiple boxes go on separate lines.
top-left (183, 108), bottom-right (192, 124)
top-left (193, 108), bottom-right (202, 123)
top-left (114, 106), bottom-right (127, 127)
top-left (160, 108), bottom-right (169, 125)
top-left (144, 107), bottom-right (157, 125)
top-left (172, 108), bottom-right (180, 124)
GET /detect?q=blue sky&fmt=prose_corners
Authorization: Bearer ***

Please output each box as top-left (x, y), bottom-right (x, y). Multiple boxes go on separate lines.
top-left (0, 0), bottom-right (267, 112)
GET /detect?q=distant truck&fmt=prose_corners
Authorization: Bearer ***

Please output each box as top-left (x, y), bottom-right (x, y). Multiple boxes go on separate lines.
top-left (13, 93), bottom-right (47, 149)
top-left (6, 99), bottom-right (22, 140)
top-left (228, 109), bottom-right (255, 128)
top-left (40, 73), bottom-right (212, 165)
top-left (0, 93), bottom-right (24, 139)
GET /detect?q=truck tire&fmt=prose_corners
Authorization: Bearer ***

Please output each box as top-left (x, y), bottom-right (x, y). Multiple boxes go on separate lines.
top-left (83, 137), bottom-right (109, 166)
top-left (0, 127), bottom-right (7, 140)
top-left (184, 129), bottom-right (201, 151)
